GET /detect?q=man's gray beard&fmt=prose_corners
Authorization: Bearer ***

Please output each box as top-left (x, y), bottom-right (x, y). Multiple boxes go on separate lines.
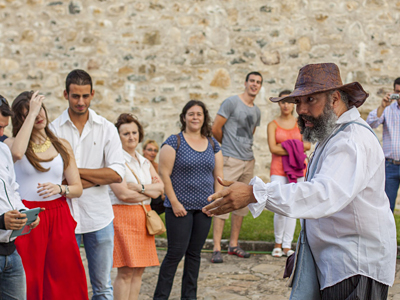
top-left (298, 107), bottom-right (338, 144)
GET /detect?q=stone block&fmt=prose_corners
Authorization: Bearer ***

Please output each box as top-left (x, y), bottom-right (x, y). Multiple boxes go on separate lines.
top-left (210, 68), bottom-right (231, 89)
top-left (68, 1), bottom-right (81, 14)
top-left (298, 36), bottom-right (311, 51)
top-left (0, 59), bottom-right (19, 72)
top-left (21, 29), bottom-right (37, 43)
top-left (107, 4), bottom-right (125, 16)
top-left (260, 51), bottom-right (280, 65)
top-left (151, 96), bottom-right (167, 103)
top-left (143, 31), bottom-right (161, 46)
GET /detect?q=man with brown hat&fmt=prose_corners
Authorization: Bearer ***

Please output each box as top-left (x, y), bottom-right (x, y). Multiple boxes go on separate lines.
top-left (203, 63), bottom-right (396, 299)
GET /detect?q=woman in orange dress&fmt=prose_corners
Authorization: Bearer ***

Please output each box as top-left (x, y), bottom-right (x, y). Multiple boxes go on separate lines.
top-left (267, 90), bottom-right (311, 258)
top-left (109, 113), bottom-right (164, 300)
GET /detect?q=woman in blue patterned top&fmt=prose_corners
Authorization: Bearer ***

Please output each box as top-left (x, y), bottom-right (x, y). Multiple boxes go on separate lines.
top-left (154, 100), bottom-right (223, 300)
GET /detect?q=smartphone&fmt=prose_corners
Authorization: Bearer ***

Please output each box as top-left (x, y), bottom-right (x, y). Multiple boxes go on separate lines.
top-left (10, 207), bottom-right (41, 238)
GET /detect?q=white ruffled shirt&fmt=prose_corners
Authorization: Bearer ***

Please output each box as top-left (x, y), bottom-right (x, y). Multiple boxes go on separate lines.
top-left (248, 107), bottom-right (397, 289)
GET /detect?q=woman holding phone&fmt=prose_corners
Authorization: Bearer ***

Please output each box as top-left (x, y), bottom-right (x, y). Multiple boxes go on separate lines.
top-left (5, 91), bottom-right (87, 300)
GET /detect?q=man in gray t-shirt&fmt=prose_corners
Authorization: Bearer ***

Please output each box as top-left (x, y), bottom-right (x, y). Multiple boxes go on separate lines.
top-left (210, 72), bottom-right (262, 263)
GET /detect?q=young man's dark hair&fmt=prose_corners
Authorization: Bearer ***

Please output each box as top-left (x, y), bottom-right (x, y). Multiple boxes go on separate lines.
top-left (245, 71), bottom-right (263, 85)
top-left (279, 90), bottom-right (292, 97)
top-left (65, 69), bottom-right (93, 94)
top-left (394, 77), bottom-right (400, 89)
top-left (0, 95), bottom-right (13, 117)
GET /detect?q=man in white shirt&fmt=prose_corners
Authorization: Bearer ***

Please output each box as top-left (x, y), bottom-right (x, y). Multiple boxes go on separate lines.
top-left (51, 70), bottom-right (125, 300)
top-left (203, 63), bottom-right (397, 299)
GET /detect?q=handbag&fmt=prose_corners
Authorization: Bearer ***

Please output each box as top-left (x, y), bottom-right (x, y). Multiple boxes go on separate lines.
top-left (287, 221), bottom-right (321, 300)
top-left (125, 163), bottom-right (166, 236)
top-left (140, 201), bottom-right (166, 235)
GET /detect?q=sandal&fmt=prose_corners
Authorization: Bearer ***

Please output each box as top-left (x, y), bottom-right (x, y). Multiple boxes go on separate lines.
top-left (211, 251), bottom-right (223, 263)
top-left (228, 246), bottom-right (250, 258)
top-left (272, 247), bottom-right (283, 257)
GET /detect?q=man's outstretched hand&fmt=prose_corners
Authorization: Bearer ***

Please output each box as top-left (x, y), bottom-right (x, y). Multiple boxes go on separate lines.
top-left (202, 177), bottom-right (257, 216)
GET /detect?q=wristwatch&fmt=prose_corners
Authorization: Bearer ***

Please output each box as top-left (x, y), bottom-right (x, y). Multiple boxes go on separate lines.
top-left (64, 185), bottom-right (70, 196)
top-left (140, 184), bottom-right (145, 194)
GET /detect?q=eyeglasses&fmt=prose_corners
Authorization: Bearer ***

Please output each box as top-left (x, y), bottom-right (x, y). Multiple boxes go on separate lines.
top-left (0, 97), bottom-right (8, 107)
top-left (145, 148), bottom-right (158, 153)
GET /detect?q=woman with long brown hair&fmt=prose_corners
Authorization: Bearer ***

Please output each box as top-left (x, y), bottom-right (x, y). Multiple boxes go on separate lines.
top-left (4, 91), bottom-right (88, 300)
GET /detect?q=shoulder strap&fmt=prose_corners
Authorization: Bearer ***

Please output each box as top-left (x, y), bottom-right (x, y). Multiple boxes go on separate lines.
top-left (125, 162), bottom-right (148, 210)
top-left (208, 137), bottom-right (215, 151)
top-left (175, 134), bottom-right (181, 152)
top-left (125, 163), bottom-right (141, 184)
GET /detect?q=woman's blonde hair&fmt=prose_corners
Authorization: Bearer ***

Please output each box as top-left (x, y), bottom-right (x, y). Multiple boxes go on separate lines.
top-left (142, 139), bottom-right (159, 151)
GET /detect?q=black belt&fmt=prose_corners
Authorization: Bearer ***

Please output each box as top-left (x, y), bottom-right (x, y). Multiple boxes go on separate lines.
top-left (386, 158), bottom-right (400, 165)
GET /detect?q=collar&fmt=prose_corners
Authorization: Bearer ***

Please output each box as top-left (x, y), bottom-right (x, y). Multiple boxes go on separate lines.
top-left (335, 106), bottom-right (360, 125)
top-left (123, 150), bottom-right (146, 166)
top-left (58, 108), bottom-right (102, 127)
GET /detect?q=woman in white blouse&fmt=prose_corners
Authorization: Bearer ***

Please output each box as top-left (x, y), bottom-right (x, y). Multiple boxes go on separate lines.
top-left (109, 113), bottom-right (164, 300)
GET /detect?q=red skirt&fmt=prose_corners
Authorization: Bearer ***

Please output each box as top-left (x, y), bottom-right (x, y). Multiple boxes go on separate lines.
top-left (15, 198), bottom-right (88, 300)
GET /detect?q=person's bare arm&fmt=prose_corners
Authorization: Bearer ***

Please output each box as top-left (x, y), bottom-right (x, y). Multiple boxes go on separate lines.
top-left (110, 178), bottom-right (150, 203)
top-left (5, 91), bottom-right (44, 162)
top-left (60, 139), bottom-right (83, 198)
top-left (37, 139), bottom-right (83, 198)
top-left (213, 151), bottom-right (224, 194)
top-left (212, 115), bottom-right (227, 144)
top-left (159, 145), bottom-right (187, 217)
top-left (202, 177), bottom-right (256, 216)
top-left (303, 141), bottom-right (311, 151)
top-left (377, 93), bottom-right (392, 117)
top-left (79, 168), bottom-right (122, 187)
top-left (267, 121), bottom-right (288, 156)
top-left (127, 164), bottom-right (164, 198)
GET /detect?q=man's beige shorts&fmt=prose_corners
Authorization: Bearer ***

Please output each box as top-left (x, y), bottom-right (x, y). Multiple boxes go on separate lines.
top-left (214, 156), bottom-right (255, 220)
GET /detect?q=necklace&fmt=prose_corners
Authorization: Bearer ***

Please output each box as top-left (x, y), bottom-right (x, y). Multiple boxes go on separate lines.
top-left (30, 137), bottom-right (51, 153)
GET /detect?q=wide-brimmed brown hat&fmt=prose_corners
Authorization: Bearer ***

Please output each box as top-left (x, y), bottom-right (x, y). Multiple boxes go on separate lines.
top-left (270, 63), bottom-right (369, 108)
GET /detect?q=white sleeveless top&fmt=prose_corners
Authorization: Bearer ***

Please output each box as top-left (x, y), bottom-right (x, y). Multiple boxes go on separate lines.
top-left (14, 154), bottom-right (64, 202)
top-left (109, 150), bottom-right (152, 205)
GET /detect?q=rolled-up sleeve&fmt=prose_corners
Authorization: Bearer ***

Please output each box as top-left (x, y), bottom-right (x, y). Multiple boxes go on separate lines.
top-left (366, 108), bottom-right (384, 128)
top-left (103, 124), bottom-right (126, 180)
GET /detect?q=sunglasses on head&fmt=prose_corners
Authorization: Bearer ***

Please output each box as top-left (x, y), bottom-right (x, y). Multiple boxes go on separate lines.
top-left (0, 97), bottom-right (8, 107)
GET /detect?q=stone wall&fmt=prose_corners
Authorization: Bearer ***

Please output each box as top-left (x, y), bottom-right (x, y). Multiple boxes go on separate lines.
top-left (1, 0), bottom-right (399, 181)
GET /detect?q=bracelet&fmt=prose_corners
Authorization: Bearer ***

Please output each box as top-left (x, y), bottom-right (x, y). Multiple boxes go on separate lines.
top-left (57, 184), bottom-right (63, 195)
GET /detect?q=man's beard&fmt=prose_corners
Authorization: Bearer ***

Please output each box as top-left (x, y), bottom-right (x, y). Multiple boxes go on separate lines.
top-left (298, 104), bottom-right (338, 143)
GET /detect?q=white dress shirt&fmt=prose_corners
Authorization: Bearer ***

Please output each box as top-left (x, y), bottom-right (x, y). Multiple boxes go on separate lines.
top-left (50, 108), bottom-right (125, 234)
top-left (109, 150), bottom-right (152, 206)
top-left (0, 143), bottom-right (26, 242)
top-left (249, 107), bottom-right (397, 289)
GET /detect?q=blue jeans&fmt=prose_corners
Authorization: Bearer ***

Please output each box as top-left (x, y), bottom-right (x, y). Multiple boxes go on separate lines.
top-left (154, 208), bottom-right (212, 300)
top-left (385, 161), bottom-right (400, 212)
top-left (76, 221), bottom-right (114, 300)
top-left (0, 250), bottom-right (26, 300)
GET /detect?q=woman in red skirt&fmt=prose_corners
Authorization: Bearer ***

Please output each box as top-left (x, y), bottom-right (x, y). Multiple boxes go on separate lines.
top-left (5, 91), bottom-right (87, 300)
